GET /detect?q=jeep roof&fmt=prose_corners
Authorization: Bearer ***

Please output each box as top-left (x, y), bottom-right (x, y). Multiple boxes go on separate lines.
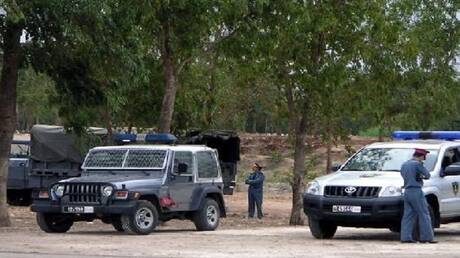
top-left (90, 145), bottom-right (215, 152)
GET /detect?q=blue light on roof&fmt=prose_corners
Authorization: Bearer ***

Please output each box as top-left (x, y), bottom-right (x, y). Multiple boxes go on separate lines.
top-left (145, 134), bottom-right (177, 144)
top-left (113, 133), bottom-right (137, 143)
top-left (392, 131), bottom-right (460, 141)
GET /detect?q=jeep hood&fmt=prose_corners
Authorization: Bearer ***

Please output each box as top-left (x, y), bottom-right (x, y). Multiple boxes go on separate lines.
top-left (60, 174), bottom-right (163, 189)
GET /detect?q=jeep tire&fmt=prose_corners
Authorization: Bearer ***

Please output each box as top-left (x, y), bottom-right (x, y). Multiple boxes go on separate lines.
top-left (112, 216), bottom-right (124, 232)
top-left (193, 198), bottom-right (220, 231)
top-left (121, 200), bottom-right (158, 235)
top-left (36, 213), bottom-right (73, 233)
top-left (308, 217), bottom-right (337, 239)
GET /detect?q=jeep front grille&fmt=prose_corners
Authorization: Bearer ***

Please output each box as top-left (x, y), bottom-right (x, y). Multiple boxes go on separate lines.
top-left (324, 186), bottom-right (381, 198)
top-left (64, 183), bottom-right (102, 204)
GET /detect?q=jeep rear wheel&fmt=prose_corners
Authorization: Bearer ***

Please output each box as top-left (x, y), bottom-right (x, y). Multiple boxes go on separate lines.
top-left (308, 217), bottom-right (337, 239)
top-left (193, 198), bottom-right (220, 231)
top-left (36, 213), bottom-right (73, 233)
top-left (121, 200), bottom-right (158, 235)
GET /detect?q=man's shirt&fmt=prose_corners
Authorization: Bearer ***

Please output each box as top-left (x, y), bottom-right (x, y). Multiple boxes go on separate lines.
top-left (400, 159), bottom-right (430, 189)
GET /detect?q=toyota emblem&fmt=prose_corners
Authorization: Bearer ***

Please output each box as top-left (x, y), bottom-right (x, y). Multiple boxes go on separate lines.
top-left (344, 186), bottom-right (357, 194)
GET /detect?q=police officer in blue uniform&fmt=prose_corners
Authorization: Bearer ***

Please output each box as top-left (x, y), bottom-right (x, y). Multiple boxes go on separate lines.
top-left (400, 148), bottom-right (437, 243)
top-left (245, 163), bottom-right (265, 219)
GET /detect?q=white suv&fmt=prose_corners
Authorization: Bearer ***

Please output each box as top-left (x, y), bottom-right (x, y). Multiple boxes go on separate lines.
top-left (303, 131), bottom-right (460, 239)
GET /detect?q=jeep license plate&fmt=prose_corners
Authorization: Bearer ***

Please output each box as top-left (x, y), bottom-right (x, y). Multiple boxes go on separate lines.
top-left (63, 206), bottom-right (94, 214)
top-left (332, 205), bottom-right (361, 213)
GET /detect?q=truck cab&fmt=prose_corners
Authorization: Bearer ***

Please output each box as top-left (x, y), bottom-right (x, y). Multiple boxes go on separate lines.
top-left (31, 144), bottom-right (226, 235)
top-left (304, 131), bottom-right (460, 239)
top-left (7, 140), bottom-right (31, 205)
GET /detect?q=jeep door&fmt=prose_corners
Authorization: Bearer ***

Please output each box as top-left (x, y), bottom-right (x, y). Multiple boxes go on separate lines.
top-left (438, 146), bottom-right (460, 216)
top-left (168, 151), bottom-right (195, 211)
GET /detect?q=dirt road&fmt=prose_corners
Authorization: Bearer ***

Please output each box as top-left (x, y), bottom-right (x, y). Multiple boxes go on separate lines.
top-left (1, 192), bottom-right (460, 257)
top-left (1, 225), bottom-right (460, 258)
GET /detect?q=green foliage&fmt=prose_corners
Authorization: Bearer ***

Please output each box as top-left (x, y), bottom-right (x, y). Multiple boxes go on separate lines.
top-left (16, 67), bottom-right (58, 130)
top-left (269, 150), bottom-right (282, 164)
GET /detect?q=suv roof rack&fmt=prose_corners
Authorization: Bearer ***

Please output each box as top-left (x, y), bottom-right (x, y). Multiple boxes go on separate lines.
top-left (392, 131), bottom-right (460, 141)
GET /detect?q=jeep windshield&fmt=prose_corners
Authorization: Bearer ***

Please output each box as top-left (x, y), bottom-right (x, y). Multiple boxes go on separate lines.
top-left (82, 149), bottom-right (168, 171)
top-left (341, 148), bottom-right (438, 172)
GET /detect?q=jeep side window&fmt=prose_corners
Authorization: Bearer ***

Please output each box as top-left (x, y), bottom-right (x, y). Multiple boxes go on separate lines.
top-left (173, 151), bottom-right (194, 175)
top-left (197, 151), bottom-right (218, 178)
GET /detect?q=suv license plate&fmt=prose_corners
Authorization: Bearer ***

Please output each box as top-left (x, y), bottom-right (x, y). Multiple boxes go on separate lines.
top-left (332, 205), bottom-right (361, 213)
top-left (63, 206), bottom-right (94, 214)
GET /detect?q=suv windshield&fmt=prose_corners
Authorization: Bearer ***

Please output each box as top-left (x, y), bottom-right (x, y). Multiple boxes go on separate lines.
top-left (341, 148), bottom-right (438, 172)
top-left (83, 149), bottom-right (167, 169)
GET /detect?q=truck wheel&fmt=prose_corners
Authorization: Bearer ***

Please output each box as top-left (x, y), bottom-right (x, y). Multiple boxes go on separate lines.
top-left (112, 216), bottom-right (124, 232)
top-left (193, 198), bottom-right (220, 231)
top-left (36, 213), bottom-right (73, 233)
top-left (308, 217), bottom-right (337, 239)
top-left (121, 200), bottom-right (158, 235)
top-left (389, 225), bottom-right (401, 233)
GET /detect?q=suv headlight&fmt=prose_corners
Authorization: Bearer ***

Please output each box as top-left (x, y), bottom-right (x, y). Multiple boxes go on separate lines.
top-left (306, 181), bottom-right (321, 195)
top-left (102, 186), bottom-right (113, 197)
top-left (380, 186), bottom-right (402, 197)
top-left (53, 185), bottom-right (65, 197)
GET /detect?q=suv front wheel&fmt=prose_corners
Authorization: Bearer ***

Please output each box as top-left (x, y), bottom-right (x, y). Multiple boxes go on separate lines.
top-left (193, 198), bottom-right (220, 231)
top-left (121, 200), bottom-right (159, 235)
top-left (36, 213), bottom-right (73, 233)
top-left (308, 217), bottom-right (337, 239)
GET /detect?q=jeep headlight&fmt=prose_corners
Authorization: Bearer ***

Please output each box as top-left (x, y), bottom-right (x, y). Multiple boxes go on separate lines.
top-left (102, 186), bottom-right (113, 197)
top-left (306, 181), bottom-right (321, 195)
top-left (380, 186), bottom-right (402, 197)
top-left (53, 185), bottom-right (65, 197)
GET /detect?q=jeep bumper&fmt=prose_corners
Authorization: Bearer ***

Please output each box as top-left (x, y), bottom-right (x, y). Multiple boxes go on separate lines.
top-left (31, 200), bottom-right (137, 215)
top-left (303, 193), bottom-right (403, 228)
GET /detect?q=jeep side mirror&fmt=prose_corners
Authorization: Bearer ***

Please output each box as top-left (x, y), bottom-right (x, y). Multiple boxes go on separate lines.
top-left (177, 163), bottom-right (188, 174)
top-left (444, 163), bottom-right (460, 176)
top-left (331, 163), bottom-right (342, 172)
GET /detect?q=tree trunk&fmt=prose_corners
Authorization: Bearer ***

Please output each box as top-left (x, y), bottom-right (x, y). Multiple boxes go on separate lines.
top-left (289, 112), bottom-right (308, 225)
top-left (0, 21), bottom-right (23, 227)
top-left (158, 19), bottom-right (178, 134)
top-left (326, 141), bottom-right (332, 174)
top-left (102, 105), bottom-right (113, 145)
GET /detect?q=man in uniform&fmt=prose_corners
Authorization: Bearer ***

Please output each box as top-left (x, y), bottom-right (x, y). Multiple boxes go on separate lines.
top-left (245, 163), bottom-right (265, 219)
top-left (400, 148), bottom-right (437, 243)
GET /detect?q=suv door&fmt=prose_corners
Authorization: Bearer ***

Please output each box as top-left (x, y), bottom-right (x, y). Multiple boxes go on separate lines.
top-left (168, 151), bottom-right (196, 211)
top-left (439, 146), bottom-right (460, 216)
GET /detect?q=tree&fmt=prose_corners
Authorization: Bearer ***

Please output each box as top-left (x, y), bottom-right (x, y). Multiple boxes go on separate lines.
top-left (240, 1), bottom-right (383, 225)
top-left (0, 0), bottom-right (24, 227)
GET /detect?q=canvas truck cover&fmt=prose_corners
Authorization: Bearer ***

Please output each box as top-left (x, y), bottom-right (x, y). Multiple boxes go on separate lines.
top-left (30, 125), bottom-right (107, 163)
top-left (185, 130), bottom-right (240, 162)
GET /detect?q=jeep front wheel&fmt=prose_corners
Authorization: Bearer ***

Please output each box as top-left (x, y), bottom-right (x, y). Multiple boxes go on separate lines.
top-left (193, 198), bottom-right (220, 231)
top-left (112, 216), bottom-right (124, 232)
top-left (121, 200), bottom-right (158, 235)
top-left (308, 217), bottom-right (337, 239)
top-left (36, 213), bottom-right (73, 233)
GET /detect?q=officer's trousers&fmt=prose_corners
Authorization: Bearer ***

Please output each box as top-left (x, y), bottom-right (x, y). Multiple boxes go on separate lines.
top-left (248, 189), bottom-right (263, 219)
top-left (400, 188), bottom-right (434, 242)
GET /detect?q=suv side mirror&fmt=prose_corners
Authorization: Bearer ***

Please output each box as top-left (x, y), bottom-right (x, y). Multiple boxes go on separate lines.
top-left (331, 163), bottom-right (342, 172)
top-left (177, 163), bottom-right (188, 174)
top-left (444, 163), bottom-right (460, 176)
